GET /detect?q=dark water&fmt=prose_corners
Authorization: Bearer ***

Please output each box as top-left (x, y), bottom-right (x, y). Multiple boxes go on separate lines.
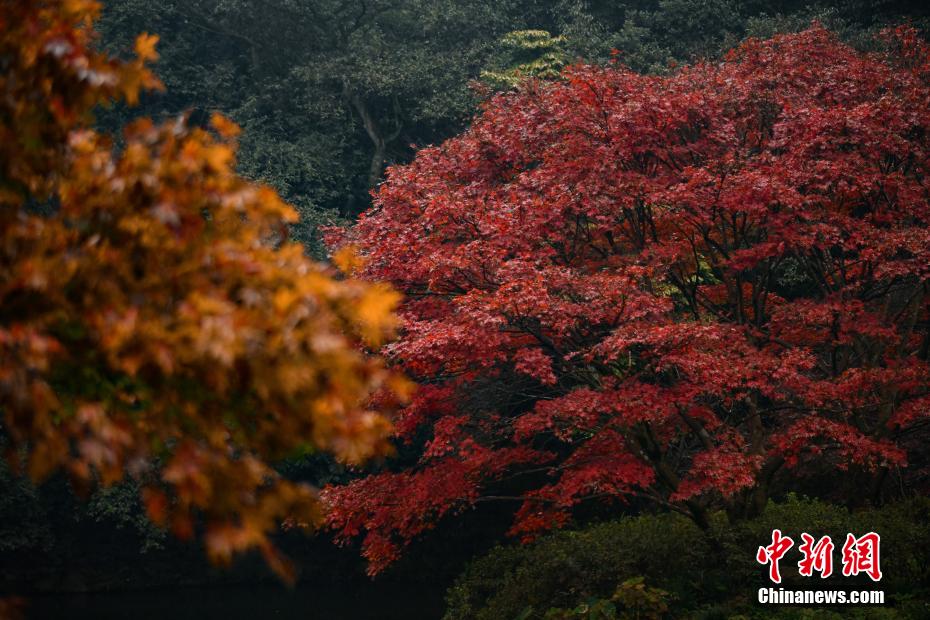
top-left (23, 584), bottom-right (445, 620)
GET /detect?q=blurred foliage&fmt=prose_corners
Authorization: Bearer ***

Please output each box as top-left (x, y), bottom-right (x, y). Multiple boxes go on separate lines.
top-left (444, 496), bottom-right (930, 619)
top-left (0, 0), bottom-right (406, 581)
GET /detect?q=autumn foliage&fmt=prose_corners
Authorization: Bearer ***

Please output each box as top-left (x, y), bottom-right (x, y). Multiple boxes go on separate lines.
top-left (326, 26), bottom-right (930, 573)
top-left (0, 0), bottom-right (404, 579)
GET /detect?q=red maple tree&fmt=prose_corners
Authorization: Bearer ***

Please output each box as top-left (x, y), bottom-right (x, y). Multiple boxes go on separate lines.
top-left (324, 26), bottom-right (930, 574)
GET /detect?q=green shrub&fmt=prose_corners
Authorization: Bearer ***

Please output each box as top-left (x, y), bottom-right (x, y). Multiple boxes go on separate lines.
top-left (444, 511), bottom-right (711, 620)
top-left (444, 497), bottom-right (930, 619)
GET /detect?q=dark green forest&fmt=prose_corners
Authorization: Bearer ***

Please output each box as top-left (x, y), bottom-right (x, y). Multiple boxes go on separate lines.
top-left (3, 1), bottom-right (930, 619)
top-left (94, 0), bottom-right (930, 248)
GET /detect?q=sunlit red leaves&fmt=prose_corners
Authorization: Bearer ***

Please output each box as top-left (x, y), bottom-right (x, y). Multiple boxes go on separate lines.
top-left (1, 0), bottom-right (403, 580)
top-left (512, 347), bottom-right (557, 385)
top-left (509, 432), bottom-right (655, 541)
top-left (323, 441), bottom-right (546, 575)
top-left (671, 435), bottom-right (762, 502)
top-left (773, 419), bottom-right (907, 471)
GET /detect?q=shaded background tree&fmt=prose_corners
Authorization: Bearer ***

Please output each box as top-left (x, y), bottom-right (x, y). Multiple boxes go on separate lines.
top-left (96, 0), bottom-right (548, 249)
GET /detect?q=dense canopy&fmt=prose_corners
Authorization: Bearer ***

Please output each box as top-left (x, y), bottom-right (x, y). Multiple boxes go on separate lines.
top-left (326, 26), bottom-right (930, 573)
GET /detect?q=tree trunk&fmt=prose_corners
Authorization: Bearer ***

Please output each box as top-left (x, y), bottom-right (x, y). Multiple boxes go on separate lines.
top-left (344, 87), bottom-right (403, 217)
top-left (368, 137), bottom-right (387, 192)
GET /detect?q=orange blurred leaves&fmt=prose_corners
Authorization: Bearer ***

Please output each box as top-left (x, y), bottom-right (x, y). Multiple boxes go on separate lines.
top-left (0, 0), bottom-right (405, 581)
